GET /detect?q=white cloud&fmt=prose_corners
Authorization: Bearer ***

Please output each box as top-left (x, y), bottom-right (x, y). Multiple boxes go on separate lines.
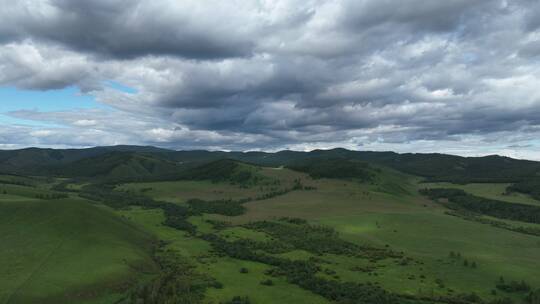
top-left (0, 0), bottom-right (539, 159)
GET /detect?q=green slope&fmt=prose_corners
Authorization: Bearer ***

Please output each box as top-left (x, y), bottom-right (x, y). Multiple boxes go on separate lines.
top-left (0, 197), bottom-right (156, 304)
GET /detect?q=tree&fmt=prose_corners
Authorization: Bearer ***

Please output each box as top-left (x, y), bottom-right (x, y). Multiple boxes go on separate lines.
top-left (527, 289), bottom-right (540, 304)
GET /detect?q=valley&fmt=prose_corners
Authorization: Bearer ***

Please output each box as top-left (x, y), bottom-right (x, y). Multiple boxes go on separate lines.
top-left (0, 147), bottom-right (539, 303)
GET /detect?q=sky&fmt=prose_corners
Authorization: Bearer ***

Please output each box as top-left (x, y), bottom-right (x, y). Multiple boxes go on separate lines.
top-left (1, 0), bottom-right (540, 160)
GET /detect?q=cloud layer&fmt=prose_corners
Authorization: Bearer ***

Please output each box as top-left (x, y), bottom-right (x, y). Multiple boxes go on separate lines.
top-left (1, 0), bottom-right (540, 159)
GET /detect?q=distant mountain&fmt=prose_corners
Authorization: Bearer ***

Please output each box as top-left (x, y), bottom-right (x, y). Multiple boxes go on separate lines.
top-left (351, 152), bottom-right (540, 183)
top-left (1, 146), bottom-right (539, 183)
top-left (53, 151), bottom-right (183, 181)
top-left (0, 145), bottom-right (173, 175)
top-left (233, 149), bottom-right (540, 183)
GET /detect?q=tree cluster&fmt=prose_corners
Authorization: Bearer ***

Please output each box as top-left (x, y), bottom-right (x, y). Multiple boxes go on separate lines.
top-left (35, 193), bottom-right (69, 200)
top-left (420, 188), bottom-right (540, 224)
top-left (127, 248), bottom-right (215, 304)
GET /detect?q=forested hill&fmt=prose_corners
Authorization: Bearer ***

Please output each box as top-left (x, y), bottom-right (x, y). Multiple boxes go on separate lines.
top-left (0, 146), bottom-right (539, 183)
top-left (0, 145), bottom-right (171, 175)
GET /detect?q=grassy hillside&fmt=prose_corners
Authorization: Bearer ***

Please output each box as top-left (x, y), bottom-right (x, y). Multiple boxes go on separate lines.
top-left (0, 194), bottom-right (156, 304)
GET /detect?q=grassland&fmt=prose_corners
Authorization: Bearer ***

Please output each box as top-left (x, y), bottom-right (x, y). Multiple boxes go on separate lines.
top-left (108, 166), bottom-right (540, 303)
top-left (0, 190), bottom-right (156, 304)
top-left (3, 160), bottom-right (540, 303)
top-left (116, 207), bottom-right (330, 304)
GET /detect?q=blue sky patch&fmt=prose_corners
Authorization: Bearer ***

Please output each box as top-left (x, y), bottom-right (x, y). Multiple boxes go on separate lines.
top-left (0, 86), bottom-right (104, 127)
top-left (104, 80), bottom-right (138, 94)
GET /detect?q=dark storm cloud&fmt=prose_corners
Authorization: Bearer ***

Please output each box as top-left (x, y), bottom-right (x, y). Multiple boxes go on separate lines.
top-left (341, 0), bottom-right (494, 33)
top-left (521, 0), bottom-right (540, 31)
top-left (1, 0), bottom-right (540, 158)
top-left (0, 0), bottom-right (256, 60)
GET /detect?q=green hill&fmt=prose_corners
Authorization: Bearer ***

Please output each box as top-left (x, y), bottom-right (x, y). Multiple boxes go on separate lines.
top-left (0, 196), bottom-right (156, 303)
top-left (231, 149), bottom-right (540, 183)
top-left (3, 146), bottom-right (540, 183)
top-left (0, 146), bottom-right (174, 175)
top-left (54, 152), bottom-right (183, 181)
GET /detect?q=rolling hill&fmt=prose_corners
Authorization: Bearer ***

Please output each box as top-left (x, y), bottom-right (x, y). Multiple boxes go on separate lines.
top-left (2, 146), bottom-right (539, 183)
top-left (2, 146), bottom-right (540, 303)
top-left (0, 195), bottom-right (156, 303)
top-left (53, 151), bottom-right (183, 181)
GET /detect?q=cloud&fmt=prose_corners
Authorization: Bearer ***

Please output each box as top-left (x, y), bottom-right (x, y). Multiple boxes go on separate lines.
top-left (0, 0), bottom-right (539, 159)
top-left (0, 0), bottom-right (263, 60)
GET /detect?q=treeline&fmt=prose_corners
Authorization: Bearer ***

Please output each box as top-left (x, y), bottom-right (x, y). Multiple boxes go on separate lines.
top-left (35, 193), bottom-right (68, 200)
top-left (496, 277), bottom-right (531, 293)
top-left (244, 220), bottom-right (400, 259)
top-left (180, 159), bottom-right (256, 184)
top-left (420, 188), bottom-right (540, 224)
top-left (187, 198), bottom-right (247, 216)
top-left (445, 210), bottom-right (540, 237)
top-left (287, 158), bottom-right (375, 181)
top-left (507, 179), bottom-right (540, 201)
top-left (185, 181), bottom-right (310, 217)
top-left (79, 184), bottom-right (159, 209)
top-left (0, 179), bottom-right (34, 187)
